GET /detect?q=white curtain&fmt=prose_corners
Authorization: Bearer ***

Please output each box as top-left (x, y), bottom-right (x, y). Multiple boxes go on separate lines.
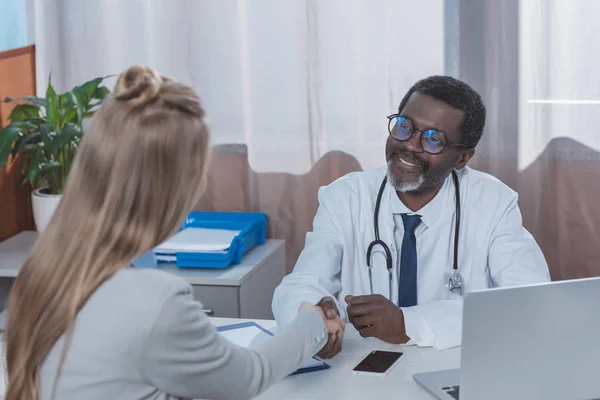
top-left (458, 0), bottom-right (600, 280)
top-left (519, 0), bottom-right (600, 171)
top-left (34, 0), bottom-right (446, 174)
top-left (34, 0), bottom-right (600, 279)
top-left (517, 0), bottom-right (600, 279)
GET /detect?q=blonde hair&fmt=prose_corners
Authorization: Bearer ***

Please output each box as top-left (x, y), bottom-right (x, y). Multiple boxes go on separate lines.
top-left (4, 65), bottom-right (211, 400)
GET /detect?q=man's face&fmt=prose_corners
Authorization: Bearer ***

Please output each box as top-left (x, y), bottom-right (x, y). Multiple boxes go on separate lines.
top-left (385, 92), bottom-right (469, 194)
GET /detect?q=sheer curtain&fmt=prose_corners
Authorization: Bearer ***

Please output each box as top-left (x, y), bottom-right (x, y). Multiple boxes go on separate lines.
top-left (34, 0), bottom-right (446, 174)
top-left (457, 0), bottom-right (600, 280)
top-left (34, 0), bottom-right (600, 278)
top-left (34, 0), bottom-right (447, 269)
top-left (518, 0), bottom-right (600, 280)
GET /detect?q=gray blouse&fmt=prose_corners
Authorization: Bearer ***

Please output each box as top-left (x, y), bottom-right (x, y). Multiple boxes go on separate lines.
top-left (39, 268), bottom-right (327, 400)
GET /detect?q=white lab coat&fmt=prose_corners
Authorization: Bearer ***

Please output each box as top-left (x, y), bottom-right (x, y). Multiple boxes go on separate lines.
top-left (272, 166), bottom-right (550, 349)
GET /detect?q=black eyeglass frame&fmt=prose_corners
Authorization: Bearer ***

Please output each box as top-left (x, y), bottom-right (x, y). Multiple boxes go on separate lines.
top-left (386, 114), bottom-right (471, 155)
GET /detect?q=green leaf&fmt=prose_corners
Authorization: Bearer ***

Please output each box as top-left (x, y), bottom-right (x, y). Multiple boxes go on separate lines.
top-left (39, 161), bottom-right (61, 173)
top-left (3, 121), bottom-right (44, 161)
top-left (39, 123), bottom-right (54, 151)
top-left (11, 118), bottom-right (45, 130)
top-left (66, 90), bottom-right (85, 124)
top-left (59, 92), bottom-right (69, 107)
top-left (92, 86), bottom-right (111, 101)
top-left (7, 104), bottom-right (41, 122)
top-left (4, 96), bottom-right (45, 107)
top-left (23, 148), bottom-right (43, 187)
top-left (10, 134), bottom-right (42, 159)
top-left (20, 143), bottom-right (38, 154)
top-left (73, 86), bottom-right (87, 102)
top-left (0, 125), bottom-right (22, 167)
top-left (10, 134), bottom-right (27, 159)
top-left (74, 75), bottom-right (112, 105)
top-left (50, 123), bottom-right (81, 153)
top-left (23, 131), bottom-right (42, 145)
top-left (9, 120), bottom-right (38, 132)
top-left (78, 77), bottom-right (103, 100)
top-left (58, 92), bottom-right (77, 126)
top-left (45, 75), bottom-right (60, 129)
top-left (63, 109), bottom-right (78, 125)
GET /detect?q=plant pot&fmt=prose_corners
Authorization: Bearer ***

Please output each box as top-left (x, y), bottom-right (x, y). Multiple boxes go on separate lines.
top-left (31, 188), bottom-right (62, 232)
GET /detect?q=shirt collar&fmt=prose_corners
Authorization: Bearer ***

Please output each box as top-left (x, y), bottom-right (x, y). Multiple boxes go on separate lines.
top-left (390, 174), bottom-right (453, 229)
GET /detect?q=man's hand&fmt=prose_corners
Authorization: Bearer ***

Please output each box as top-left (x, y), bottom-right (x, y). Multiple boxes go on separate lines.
top-left (314, 296), bottom-right (345, 359)
top-left (345, 294), bottom-right (409, 344)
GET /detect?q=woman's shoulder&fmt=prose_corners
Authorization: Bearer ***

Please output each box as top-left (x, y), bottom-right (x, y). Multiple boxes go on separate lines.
top-left (114, 267), bottom-right (190, 287)
top-left (109, 267), bottom-right (191, 296)
top-left (89, 267), bottom-right (193, 314)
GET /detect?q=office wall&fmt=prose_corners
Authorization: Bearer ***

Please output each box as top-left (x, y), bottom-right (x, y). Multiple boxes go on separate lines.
top-left (0, 0), bottom-right (28, 52)
top-left (0, 45), bottom-right (37, 241)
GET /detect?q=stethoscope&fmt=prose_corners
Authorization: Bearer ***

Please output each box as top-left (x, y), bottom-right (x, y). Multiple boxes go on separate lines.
top-left (366, 170), bottom-right (463, 301)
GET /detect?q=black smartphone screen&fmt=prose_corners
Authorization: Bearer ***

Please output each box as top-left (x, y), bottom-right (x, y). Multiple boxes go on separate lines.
top-left (352, 350), bottom-right (404, 373)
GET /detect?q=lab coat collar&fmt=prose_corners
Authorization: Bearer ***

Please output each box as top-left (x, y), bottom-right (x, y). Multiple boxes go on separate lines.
top-left (389, 173), bottom-right (454, 230)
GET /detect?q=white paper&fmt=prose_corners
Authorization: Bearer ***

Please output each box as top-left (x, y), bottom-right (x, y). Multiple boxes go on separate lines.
top-left (219, 324), bottom-right (325, 370)
top-left (155, 255), bottom-right (177, 262)
top-left (155, 228), bottom-right (240, 253)
top-left (421, 299), bottom-right (463, 350)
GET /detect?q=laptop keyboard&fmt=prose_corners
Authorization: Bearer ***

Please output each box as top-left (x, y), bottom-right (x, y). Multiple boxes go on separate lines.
top-left (441, 385), bottom-right (460, 399)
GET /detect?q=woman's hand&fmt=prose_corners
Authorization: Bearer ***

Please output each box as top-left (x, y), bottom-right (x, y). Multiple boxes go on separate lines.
top-left (300, 300), bottom-right (345, 358)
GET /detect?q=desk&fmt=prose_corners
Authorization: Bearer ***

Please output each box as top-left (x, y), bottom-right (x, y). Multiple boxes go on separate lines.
top-left (0, 318), bottom-right (460, 399)
top-left (0, 231), bottom-right (286, 319)
top-left (210, 317), bottom-right (461, 400)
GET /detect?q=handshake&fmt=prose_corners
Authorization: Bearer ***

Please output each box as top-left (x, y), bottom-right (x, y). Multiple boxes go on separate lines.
top-left (301, 294), bottom-right (410, 359)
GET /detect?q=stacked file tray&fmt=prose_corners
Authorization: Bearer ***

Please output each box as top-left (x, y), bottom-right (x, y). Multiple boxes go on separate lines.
top-left (154, 211), bottom-right (267, 268)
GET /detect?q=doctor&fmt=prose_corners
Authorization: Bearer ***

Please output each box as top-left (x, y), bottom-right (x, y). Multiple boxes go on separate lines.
top-left (272, 75), bottom-right (550, 357)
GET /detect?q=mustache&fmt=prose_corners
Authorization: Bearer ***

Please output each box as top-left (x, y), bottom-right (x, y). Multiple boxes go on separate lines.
top-left (387, 149), bottom-right (426, 167)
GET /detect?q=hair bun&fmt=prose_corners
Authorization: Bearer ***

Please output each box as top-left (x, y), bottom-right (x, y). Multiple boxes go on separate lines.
top-left (114, 65), bottom-right (163, 107)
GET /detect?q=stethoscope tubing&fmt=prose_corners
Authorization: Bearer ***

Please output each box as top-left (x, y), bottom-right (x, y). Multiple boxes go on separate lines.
top-left (366, 170), bottom-right (462, 299)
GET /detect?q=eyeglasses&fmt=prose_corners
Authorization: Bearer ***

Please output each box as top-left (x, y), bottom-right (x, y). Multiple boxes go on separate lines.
top-left (387, 114), bottom-right (470, 155)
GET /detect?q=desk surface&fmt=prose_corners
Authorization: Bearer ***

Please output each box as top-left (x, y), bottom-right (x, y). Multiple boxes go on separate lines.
top-left (210, 317), bottom-right (461, 400)
top-left (0, 317), bottom-right (460, 399)
top-left (0, 231), bottom-right (285, 286)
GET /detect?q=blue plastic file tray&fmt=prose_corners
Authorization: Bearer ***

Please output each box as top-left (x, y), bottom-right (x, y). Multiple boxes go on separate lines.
top-left (170, 211), bottom-right (267, 269)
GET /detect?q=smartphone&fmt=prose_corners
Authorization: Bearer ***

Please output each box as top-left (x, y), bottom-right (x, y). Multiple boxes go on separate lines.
top-left (352, 350), bottom-right (405, 376)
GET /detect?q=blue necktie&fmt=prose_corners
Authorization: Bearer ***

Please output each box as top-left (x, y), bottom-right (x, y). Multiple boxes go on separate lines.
top-left (398, 214), bottom-right (422, 307)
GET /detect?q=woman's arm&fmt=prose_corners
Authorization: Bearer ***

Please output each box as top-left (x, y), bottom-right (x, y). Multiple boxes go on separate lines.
top-left (138, 284), bottom-right (328, 400)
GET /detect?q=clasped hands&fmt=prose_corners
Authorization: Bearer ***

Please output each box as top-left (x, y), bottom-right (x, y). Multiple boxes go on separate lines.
top-left (303, 294), bottom-right (410, 359)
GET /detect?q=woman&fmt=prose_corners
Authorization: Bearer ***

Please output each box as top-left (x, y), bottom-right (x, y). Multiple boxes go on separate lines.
top-left (3, 66), bottom-right (343, 400)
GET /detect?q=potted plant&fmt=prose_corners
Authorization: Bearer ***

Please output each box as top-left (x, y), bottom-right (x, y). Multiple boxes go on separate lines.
top-left (0, 75), bottom-right (111, 231)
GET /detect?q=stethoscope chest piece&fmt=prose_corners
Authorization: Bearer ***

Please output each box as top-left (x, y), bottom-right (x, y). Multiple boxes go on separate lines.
top-left (447, 270), bottom-right (463, 296)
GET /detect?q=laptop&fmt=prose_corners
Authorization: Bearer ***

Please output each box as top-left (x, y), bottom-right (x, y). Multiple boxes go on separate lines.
top-left (413, 277), bottom-right (600, 400)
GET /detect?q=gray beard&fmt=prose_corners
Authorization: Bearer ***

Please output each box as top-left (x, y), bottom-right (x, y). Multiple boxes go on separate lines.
top-left (386, 160), bottom-right (425, 193)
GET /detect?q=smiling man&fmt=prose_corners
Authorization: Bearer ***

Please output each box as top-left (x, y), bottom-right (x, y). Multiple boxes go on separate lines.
top-left (272, 76), bottom-right (550, 358)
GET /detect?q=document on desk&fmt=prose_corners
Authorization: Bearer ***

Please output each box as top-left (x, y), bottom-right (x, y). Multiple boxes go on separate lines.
top-left (217, 322), bottom-right (329, 374)
top-left (155, 228), bottom-right (241, 253)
